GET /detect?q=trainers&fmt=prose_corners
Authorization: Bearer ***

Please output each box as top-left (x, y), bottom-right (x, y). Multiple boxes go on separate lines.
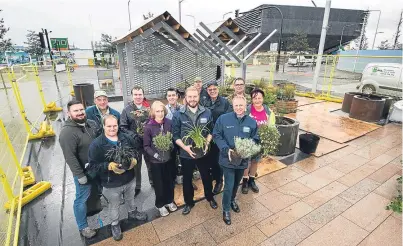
top-left (158, 206), bottom-right (170, 217)
top-left (128, 207), bottom-right (148, 221)
top-left (111, 224), bottom-right (123, 241)
top-left (166, 202), bottom-right (178, 212)
top-left (80, 227), bottom-right (96, 239)
top-left (241, 179), bottom-right (249, 194)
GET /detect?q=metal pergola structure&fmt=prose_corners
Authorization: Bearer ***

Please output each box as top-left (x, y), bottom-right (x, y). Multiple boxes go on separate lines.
top-left (113, 11), bottom-right (277, 104)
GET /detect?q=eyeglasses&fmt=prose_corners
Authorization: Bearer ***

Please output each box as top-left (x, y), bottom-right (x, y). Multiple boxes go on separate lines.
top-left (234, 84), bottom-right (245, 87)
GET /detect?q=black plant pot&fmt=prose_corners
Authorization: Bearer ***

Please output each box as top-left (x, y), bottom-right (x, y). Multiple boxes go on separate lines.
top-left (192, 147), bottom-right (205, 159)
top-left (275, 116), bottom-right (300, 156)
top-left (158, 150), bottom-right (171, 162)
top-left (230, 152), bottom-right (244, 166)
top-left (299, 133), bottom-right (320, 154)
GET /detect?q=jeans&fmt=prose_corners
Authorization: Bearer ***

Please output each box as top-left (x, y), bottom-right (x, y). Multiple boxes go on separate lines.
top-left (73, 176), bottom-right (91, 230)
top-left (150, 161), bottom-right (175, 208)
top-left (135, 150), bottom-right (153, 189)
top-left (181, 155), bottom-right (213, 206)
top-left (222, 166), bottom-right (244, 212)
top-left (209, 143), bottom-right (223, 183)
top-left (103, 179), bottom-right (137, 225)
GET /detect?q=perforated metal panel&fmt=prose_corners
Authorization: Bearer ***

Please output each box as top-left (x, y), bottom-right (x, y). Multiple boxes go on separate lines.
top-left (117, 34), bottom-right (224, 104)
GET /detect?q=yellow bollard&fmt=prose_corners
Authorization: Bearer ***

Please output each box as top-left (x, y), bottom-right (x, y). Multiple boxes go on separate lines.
top-left (4, 181), bottom-right (52, 211)
top-left (33, 65), bottom-right (62, 113)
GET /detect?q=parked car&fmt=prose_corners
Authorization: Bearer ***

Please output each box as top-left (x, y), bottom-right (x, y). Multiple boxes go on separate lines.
top-left (288, 55), bottom-right (312, 67)
top-left (356, 63), bottom-right (402, 95)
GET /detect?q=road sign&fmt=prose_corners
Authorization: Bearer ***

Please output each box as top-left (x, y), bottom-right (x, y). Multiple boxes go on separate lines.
top-left (50, 38), bottom-right (69, 50)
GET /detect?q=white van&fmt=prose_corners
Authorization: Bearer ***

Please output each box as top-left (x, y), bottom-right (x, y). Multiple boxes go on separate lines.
top-left (356, 63), bottom-right (402, 95)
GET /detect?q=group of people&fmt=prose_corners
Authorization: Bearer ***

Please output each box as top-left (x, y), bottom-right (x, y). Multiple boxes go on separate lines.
top-left (59, 76), bottom-right (275, 241)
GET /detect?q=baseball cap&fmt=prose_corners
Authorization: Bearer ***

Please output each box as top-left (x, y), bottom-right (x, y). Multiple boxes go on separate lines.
top-left (206, 81), bottom-right (218, 88)
top-left (94, 90), bottom-right (108, 98)
top-left (194, 77), bottom-right (202, 82)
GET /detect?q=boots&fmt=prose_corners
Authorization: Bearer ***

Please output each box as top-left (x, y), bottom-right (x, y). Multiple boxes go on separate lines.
top-left (248, 177), bottom-right (259, 193)
top-left (241, 178), bottom-right (249, 194)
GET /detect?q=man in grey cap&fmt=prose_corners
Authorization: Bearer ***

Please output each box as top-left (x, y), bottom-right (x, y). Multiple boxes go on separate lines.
top-left (86, 90), bottom-right (121, 131)
top-left (193, 77), bottom-right (209, 102)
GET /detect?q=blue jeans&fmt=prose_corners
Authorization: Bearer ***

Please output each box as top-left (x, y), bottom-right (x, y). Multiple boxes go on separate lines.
top-left (73, 176), bottom-right (91, 230)
top-left (222, 166), bottom-right (244, 212)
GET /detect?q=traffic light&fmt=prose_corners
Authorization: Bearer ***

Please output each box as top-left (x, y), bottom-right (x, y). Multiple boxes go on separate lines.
top-left (39, 32), bottom-right (46, 48)
top-left (235, 9), bottom-right (239, 17)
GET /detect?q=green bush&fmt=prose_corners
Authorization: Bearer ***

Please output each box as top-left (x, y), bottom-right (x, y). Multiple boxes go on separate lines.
top-left (153, 132), bottom-right (173, 152)
top-left (258, 124), bottom-right (280, 156)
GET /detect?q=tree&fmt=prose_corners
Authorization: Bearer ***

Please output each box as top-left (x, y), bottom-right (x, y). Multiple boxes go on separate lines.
top-left (0, 9), bottom-right (13, 53)
top-left (360, 36), bottom-right (369, 50)
top-left (100, 34), bottom-right (117, 54)
top-left (378, 39), bottom-right (393, 50)
top-left (287, 31), bottom-right (312, 53)
top-left (24, 30), bottom-right (45, 60)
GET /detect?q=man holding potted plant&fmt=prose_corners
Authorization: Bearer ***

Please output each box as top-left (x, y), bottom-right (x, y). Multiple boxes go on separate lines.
top-left (172, 86), bottom-right (217, 215)
top-left (201, 81), bottom-right (232, 194)
top-left (213, 96), bottom-right (259, 225)
top-left (87, 115), bottom-right (147, 241)
top-left (120, 86), bottom-right (152, 195)
top-left (143, 101), bottom-right (177, 217)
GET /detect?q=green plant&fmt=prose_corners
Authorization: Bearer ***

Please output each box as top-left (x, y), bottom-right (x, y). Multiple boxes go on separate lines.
top-left (182, 123), bottom-right (210, 150)
top-left (283, 84), bottom-right (296, 100)
top-left (153, 132), bottom-right (173, 152)
top-left (386, 176), bottom-right (402, 214)
top-left (252, 78), bottom-right (269, 90)
top-left (258, 124), bottom-right (280, 156)
top-left (105, 143), bottom-right (138, 170)
top-left (264, 90), bottom-right (277, 105)
top-left (234, 137), bottom-right (261, 159)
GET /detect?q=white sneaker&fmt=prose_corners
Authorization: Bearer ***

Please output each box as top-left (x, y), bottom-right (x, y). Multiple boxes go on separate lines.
top-left (166, 202), bottom-right (178, 212)
top-left (158, 206), bottom-right (169, 217)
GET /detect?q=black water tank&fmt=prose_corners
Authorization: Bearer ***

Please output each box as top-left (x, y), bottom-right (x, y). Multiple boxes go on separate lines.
top-left (73, 83), bottom-right (95, 108)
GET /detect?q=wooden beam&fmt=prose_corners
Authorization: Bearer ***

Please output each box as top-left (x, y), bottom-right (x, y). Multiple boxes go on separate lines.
top-left (226, 20), bottom-right (233, 26)
top-left (181, 32), bottom-right (190, 39)
top-left (165, 14), bottom-right (171, 21)
top-left (232, 27), bottom-right (239, 33)
top-left (139, 28), bottom-right (144, 34)
top-left (172, 24), bottom-right (181, 30)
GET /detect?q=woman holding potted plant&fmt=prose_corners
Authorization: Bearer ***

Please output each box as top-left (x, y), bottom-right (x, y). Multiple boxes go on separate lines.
top-left (213, 96), bottom-right (260, 225)
top-left (143, 101), bottom-right (177, 217)
top-left (242, 88), bottom-right (276, 194)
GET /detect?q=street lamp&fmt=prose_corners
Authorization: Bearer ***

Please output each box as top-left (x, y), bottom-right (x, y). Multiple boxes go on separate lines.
top-left (128, 0), bottom-right (132, 30)
top-left (186, 14), bottom-right (196, 29)
top-left (373, 31), bottom-right (384, 49)
top-left (367, 10), bottom-right (381, 50)
top-left (179, 0), bottom-right (186, 23)
top-left (340, 23), bottom-right (362, 47)
top-left (240, 6), bottom-right (284, 71)
top-left (223, 11), bottom-right (232, 20)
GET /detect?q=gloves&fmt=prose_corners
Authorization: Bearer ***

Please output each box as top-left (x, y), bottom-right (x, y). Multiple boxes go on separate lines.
top-left (128, 158), bottom-right (137, 170)
top-left (108, 162), bottom-right (126, 174)
top-left (78, 176), bottom-right (88, 185)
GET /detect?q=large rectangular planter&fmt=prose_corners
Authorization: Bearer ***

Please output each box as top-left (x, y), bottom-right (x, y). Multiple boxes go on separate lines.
top-left (275, 100), bottom-right (298, 114)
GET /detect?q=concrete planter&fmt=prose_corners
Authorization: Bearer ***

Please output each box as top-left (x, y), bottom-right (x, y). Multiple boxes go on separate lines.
top-left (275, 116), bottom-right (300, 156)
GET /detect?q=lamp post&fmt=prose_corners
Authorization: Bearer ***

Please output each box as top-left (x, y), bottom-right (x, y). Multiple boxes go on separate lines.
top-left (186, 14), bottom-right (196, 29)
top-left (369, 10), bottom-right (381, 50)
top-left (223, 11), bottom-right (232, 20)
top-left (340, 23), bottom-right (362, 47)
top-left (128, 0), bottom-right (132, 30)
top-left (240, 5), bottom-right (284, 71)
top-left (179, 0), bottom-right (186, 23)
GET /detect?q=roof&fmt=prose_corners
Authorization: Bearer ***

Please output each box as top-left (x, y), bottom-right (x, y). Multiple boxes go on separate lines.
top-left (209, 18), bottom-right (247, 43)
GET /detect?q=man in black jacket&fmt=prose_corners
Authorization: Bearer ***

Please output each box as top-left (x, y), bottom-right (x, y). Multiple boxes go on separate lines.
top-left (120, 86), bottom-right (152, 196)
top-left (59, 100), bottom-right (99, 239)
top-left (201, 81), bottom-right (232, 194)
top-left (88, 115), bottom-right (147, 241)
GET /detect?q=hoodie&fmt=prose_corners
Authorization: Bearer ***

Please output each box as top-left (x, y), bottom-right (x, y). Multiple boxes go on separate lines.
top-left (143, 118), bottom-right (173, 163)
top-left (59, 118), bottom-right (99, 178)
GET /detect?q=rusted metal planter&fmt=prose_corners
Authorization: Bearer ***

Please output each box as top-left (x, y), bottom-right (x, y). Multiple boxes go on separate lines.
top-left (341, 92), bottom-right (365, 113)
top-left (349, 95), bottom-right (386, 122)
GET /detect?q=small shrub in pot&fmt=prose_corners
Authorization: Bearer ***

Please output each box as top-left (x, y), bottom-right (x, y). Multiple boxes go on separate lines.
top-left (153, 132), bottom-right (173, 162)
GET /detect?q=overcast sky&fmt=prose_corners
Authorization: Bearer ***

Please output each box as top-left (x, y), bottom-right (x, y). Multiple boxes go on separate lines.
top-left (1, 0), bottom-right (402, 49)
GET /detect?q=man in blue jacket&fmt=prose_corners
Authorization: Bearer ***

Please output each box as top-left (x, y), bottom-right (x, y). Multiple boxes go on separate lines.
top-left (172, 86), bottom-right (217, 215)
top-left (213, 96), bottom-right (259, 225)
top-left (85, 90), bottom-right (121, 131)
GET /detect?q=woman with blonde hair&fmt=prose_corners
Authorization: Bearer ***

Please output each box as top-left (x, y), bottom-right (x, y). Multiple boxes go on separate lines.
top-left (143, 101), bottom-right (177, 217)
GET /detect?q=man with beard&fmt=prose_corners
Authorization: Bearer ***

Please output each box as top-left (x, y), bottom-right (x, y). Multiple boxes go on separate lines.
top-left (201, 81), bottom-right (232, 194)
top-left (59, 100), bottom-right (99, 239)
top-left (120, 86), bottom-right (152, 195)
top-left (172, 86), bottom-right (217, 215)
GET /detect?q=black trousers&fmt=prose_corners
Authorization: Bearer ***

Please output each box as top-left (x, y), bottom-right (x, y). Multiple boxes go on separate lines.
top-left (150, 161), bottom-right (175, 208)
top-left (181, 155), bottom-right (213, 206)
top-left (209, 142), bottom-right (223, 183)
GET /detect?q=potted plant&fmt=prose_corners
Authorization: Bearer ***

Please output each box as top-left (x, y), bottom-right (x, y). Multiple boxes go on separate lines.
top-left (275, 84), bottom-right (298, 114)
top-left (182, 124), bottom-right (210, 158)
top-left (275, 115), bottom-right (300, 156)
top-left (105, 143), bottom-right (138, 170)
top-left (232, 137), bottom-right (261, 166)
top-left (131, 109), bottom-right (149, 135)
top-left (153, 132), bottom-right (173, 162)
top-left (258, 124), bottom-right (280, 157)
